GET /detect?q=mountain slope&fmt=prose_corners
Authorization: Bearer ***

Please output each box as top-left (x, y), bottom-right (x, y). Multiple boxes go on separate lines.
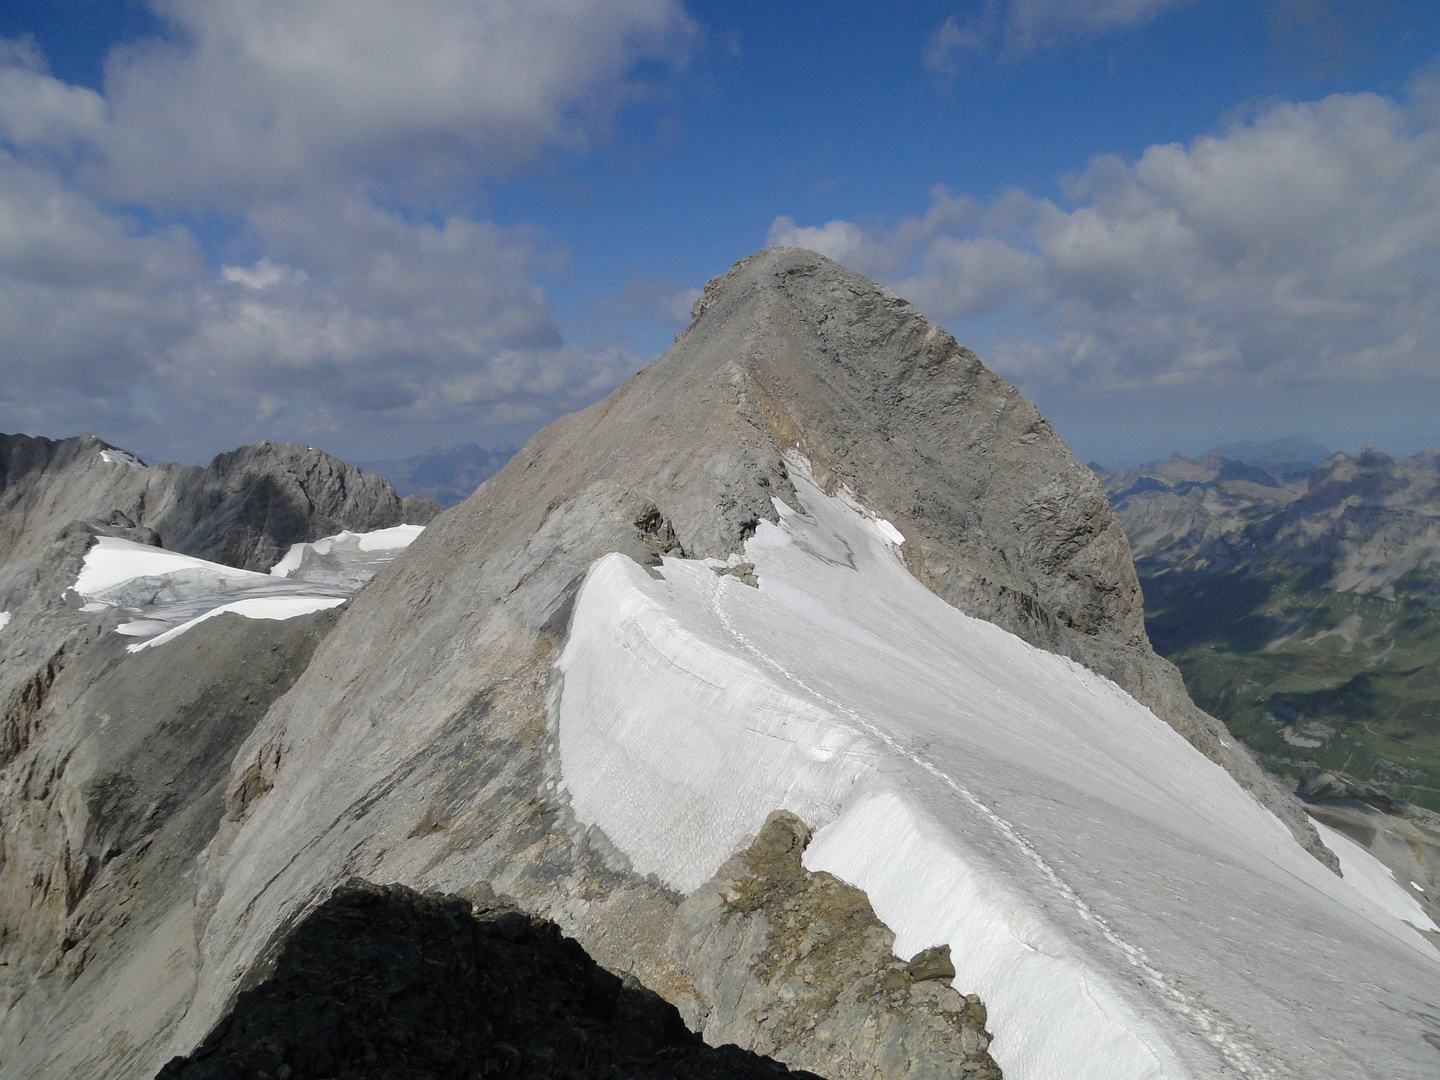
top-left (559, 455), bottom-right (1439, 1079)
top-left (2, 249), bottom-right (1432, 1080)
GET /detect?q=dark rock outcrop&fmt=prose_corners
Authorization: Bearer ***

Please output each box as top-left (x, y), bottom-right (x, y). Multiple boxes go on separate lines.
top-left (669, 812), bottom-right (1001, 1080)
top-left (400, 494), bottom-right (445, 525)
top-left (158, 879), bottom-right (822, 1080)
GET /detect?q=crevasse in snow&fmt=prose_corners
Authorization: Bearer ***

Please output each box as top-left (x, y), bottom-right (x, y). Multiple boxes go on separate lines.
top-left (556, 457), bottom-right (1440, 1080)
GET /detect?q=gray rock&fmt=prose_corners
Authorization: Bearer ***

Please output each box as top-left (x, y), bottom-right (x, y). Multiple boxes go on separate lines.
top-left (400, 494), bottom-right (445, 524)
top-left (0, 606), bottom-right (341, 1080)
top-left (905, 947), bottom-right (956, 984)
top-left (1, 433), bottom-right (405, 572)
top-left (670, 811), bottom-right (1001, 1080)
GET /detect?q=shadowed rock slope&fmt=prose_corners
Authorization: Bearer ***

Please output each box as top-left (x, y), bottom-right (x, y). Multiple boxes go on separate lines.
top-left (158, 880), bottom-right (824, 1080)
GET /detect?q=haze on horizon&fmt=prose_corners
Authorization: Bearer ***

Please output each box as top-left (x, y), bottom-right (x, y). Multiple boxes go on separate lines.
top-left (0, 0), bottom-right (1437, 470)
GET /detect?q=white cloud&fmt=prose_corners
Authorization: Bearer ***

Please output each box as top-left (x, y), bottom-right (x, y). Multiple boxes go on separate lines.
top-left (0, 172), bottom-right (638, 459)
top-left (0, 1), bottom-right (692, 459)
top-left (0, 37), bottom-right (107, 152)
top-left (899, 236), bottom-right (1043, 318)
top-left (769, 89), bottom-right (1440, 398)
top-left (768, 215), bottom-right (870, 266)
top-left (91, 0), bottom-right (695, 205)
top-left (923, 15), bottom-right (986, 80)
top-left (922, 0), bottom-right (1190, 69)
top-left (220, 258), bottom-right (295, 290)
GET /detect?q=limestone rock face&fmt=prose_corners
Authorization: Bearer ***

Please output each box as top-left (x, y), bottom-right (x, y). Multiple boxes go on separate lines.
top-left (669, 812), bottom-right (1002, 1080)
top-left (0, 606), bottom-right (341, 1080)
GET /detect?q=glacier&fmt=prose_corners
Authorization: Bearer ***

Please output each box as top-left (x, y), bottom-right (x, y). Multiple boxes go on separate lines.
top-left (71, 526), bottom-right (424, 650)
top-left (557, 458), bottom-right (1440, 1080)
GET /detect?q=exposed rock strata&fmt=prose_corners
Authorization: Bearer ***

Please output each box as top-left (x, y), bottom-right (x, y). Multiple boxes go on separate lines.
top-left (0, 606), bottom-right (342, 1079)
top-left (669, 812), bottom-right (1001, 1080)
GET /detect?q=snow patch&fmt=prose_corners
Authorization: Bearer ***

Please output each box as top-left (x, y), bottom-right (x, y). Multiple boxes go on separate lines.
top-left (76, 537), bottom-right (264, 600)
top-left (99, 447), bottom-right (144, 466)
top-left (126, 596), bottom-right (347, 653)
top-left (0, 611), bottom-right (10, 632)
top-left (269, 524), bottom-right (424, 585)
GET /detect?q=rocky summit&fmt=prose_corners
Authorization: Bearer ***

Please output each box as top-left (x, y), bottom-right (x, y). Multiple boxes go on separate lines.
top-left (0, 249), bottom-right (1435, 1080)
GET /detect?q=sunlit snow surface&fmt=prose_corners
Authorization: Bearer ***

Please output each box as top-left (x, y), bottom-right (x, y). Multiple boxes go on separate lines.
top-left (269, 524), bottom-right (425, 588)
top-left (98, 447), bottom-right (144, 466)
top-left (73, 526), bottom-right (422, 651)
top-left (557, 459), bottom-right (1440, 1080)
top-left (0, 611), bottom-right (10, 632)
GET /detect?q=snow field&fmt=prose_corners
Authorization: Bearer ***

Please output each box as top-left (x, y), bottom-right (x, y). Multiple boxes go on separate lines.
top-left (557, 551), bottom-right (878, 892)
top-left (72, 527), bottom-right (422, 649)
top-left (98, 447), bottom-right (144, 466)
top-left (74, 537), bottom-right (264, 599)
top-left (807, 790), bottom-right (1184, 1080)
top-left (1311, 819), bottom-right (1439, 931)
top-left (125, 596), bottom-right (348, 652)
top-left (556, 457), bottom-right (1440, 1080)
top-left (268, 524), bottom-right (424, 578)
top-left (0, 611), bottom-right (10, 632)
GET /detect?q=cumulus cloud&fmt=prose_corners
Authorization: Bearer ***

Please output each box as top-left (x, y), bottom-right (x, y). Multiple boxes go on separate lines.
top-left (770, 88), bottom-right (1440, 398)
top-left (0, 0), bottom-right (693, 460)
top-left (88, 0), bottom-right (694, 205)
top-left (0, 167), bottom-right (635, 459)
top-left (0, 37), bottom-right (107, 152)
top-left (768, 216), bottom-right (871, 267)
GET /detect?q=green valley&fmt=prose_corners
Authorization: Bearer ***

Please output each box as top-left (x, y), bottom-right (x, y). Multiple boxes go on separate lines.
top-left (1099, 443), bottom-right (1440, 810)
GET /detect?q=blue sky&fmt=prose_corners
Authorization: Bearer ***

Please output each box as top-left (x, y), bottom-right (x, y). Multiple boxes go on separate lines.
top-left (1, 0), bottom-right (1437, 466)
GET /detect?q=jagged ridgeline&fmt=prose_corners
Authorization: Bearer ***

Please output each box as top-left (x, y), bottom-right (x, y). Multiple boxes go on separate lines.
top-left (1, 249), bottom-right (1437, 1080)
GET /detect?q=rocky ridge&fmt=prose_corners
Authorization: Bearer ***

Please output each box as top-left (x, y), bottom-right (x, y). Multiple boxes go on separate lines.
top-left (1099, 446), bottom-right (1440, 589)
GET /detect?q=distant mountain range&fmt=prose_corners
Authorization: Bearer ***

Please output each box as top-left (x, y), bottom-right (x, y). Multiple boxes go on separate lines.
top-left (1095, 438), bottom-right (1440, 810)
top-left (357, 443), bottom-right (516, 506)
